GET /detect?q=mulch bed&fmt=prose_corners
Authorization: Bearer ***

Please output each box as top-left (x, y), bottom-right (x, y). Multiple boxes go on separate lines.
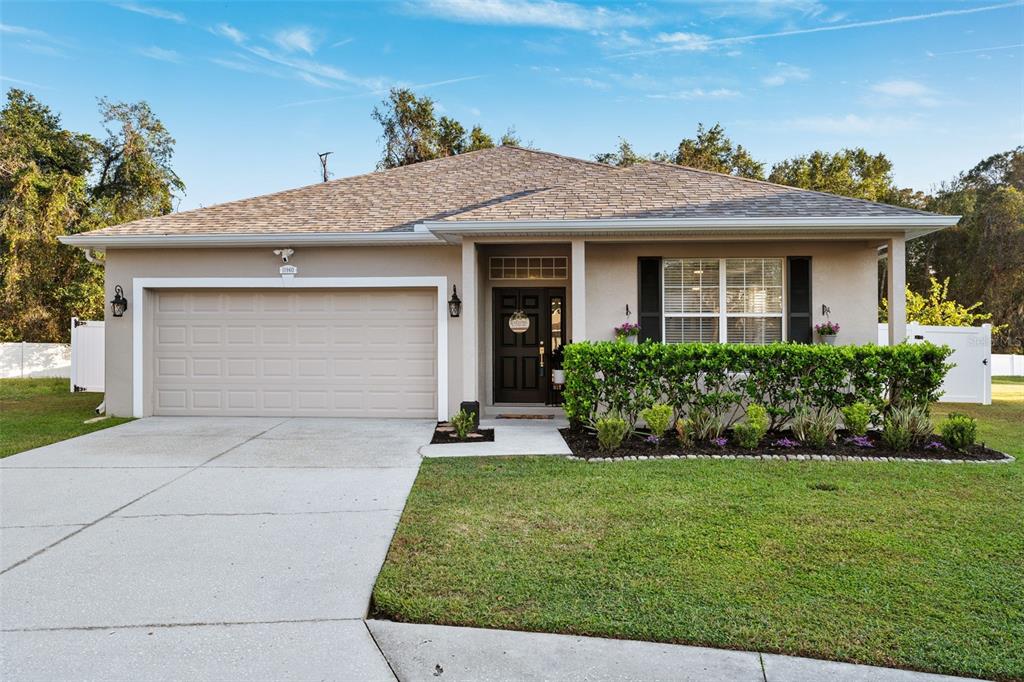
top-left (430, 422), bottom-right (495, 445)
top-left (559, 427), bottom-right (1012, 462)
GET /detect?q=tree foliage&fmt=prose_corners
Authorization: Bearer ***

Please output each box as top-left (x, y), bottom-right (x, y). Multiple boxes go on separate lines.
top-left (669, 123), bottom-right (765, 179)
top-left (0, 89), bottom-right (183, 342)
top-left (880, 277), bottom-right (995, 328)
top-left (593, 138), bottom-right (645, 167)
top-left (372, 88), bottom-right (518, 169)
top-left (909, 148), bottom-right (1024, 352)
top-left (768, 149), bottom-right (909, 205)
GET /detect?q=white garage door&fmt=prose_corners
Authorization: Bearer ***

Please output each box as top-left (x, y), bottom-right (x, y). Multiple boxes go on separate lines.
top-left (151, 289), bottom-right (437, 417)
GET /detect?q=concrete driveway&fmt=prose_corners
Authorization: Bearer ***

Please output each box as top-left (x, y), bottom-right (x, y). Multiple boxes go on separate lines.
top-left (0, 417), bottom-right (433, 681)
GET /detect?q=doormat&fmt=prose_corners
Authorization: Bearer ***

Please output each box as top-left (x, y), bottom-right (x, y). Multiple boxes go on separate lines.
top-left (495, 414), bottom-right (555, 420)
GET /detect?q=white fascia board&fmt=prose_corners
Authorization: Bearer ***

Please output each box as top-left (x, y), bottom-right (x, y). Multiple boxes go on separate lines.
top-left (422, 215), bottom-right (961, 234)
top-left (59, 231), bottom-right (445, 249)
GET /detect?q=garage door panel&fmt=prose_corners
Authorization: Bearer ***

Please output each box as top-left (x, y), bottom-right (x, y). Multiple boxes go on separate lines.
top-left (152, 289), bottom-right (437, 418)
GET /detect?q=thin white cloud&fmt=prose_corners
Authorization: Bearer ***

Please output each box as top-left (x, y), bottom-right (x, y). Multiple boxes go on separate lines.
top-left (210, 23), bottom-right (246, 45)
top-left (0, 23), bottom-right (50, 38)
top-left (871, 80), bottom-right (930, 98)
top-left (273, 27), bottom-right (318, 55)
top-left (762, 62), bottom-right (810, 87)
top-left (614, 1), bottom-right (1023, 58)
top-left (869, 79), bottom-right (941, 107)
top-left (278, 74), bottom-right (486, 108)
top-left (138, 46), bottom-right (182, 63)
top-left (927, 43), bottom-right (1024, 57)
top-left (244, 45), bottom-right (388, 91)
top-left (0, 74), bottom-right (50, 89)
top-left (562, 76), bottom-right (611, 90)
top-left (648, 88), bottom-right (741, 100)
top-left (411, 0), bottom-right (649, 30)
top-left (654, 32), bottom-right (711, 51)
top-left (790, 113), bottom-right (919, 135)
top-left (114, 3), bottom-right (186, 24)
top-left (331, 38), bottom-right (355, 48)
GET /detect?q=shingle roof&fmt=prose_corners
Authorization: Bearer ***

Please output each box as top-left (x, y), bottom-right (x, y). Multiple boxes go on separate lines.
top-left (440, 160), bottom-right (938, 222)
top-left (86, 145), bottom-right (942, 237)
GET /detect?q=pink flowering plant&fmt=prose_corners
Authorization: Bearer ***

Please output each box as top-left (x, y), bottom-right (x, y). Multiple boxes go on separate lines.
top-left (614, 321), bottom-right (640, 339)
top-left (814, 321), bottom-right (840, 336)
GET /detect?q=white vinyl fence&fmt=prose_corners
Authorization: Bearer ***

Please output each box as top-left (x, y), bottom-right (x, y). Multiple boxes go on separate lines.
top-left (70, 318), bottom-right (105, 392)
top-left (878, 323), bottom-right (991, 405)
top-left (992, 354), bottom-right (1024, 377)
top-left (0, 342), bottom-right (72, 378)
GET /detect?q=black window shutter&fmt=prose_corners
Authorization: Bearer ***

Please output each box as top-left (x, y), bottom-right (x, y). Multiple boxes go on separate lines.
top-left (787, 256), bottom-right (812, 343)
top-left (638, 257), bottom-right (662, 342)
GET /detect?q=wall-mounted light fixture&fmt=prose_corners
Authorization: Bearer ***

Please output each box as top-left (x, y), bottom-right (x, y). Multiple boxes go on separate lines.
top-left (110, 285), bottom-right (128, 318)
top-left (448, 285), bottom-right (462, 318)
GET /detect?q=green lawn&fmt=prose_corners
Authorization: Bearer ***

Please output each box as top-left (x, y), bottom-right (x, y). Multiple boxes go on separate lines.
top-left (373, 378), bottom-right (1024, 681)
top-left (0, 378), bottom-right (132, 458)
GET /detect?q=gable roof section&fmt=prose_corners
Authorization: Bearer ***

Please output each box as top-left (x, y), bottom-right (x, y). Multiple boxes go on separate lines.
top-left (82, 146), bottom-right (617, 237)
top-left (68, 146), bottom-right (955, 244)
top-left (438, 160), bottom-right (938, 222)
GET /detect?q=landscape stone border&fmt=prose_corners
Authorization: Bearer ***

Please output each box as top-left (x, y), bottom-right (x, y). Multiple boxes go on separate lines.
top-left (568, 452), bottom-right (1015, 464)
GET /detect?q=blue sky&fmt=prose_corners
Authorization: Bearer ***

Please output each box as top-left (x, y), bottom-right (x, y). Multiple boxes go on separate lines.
top-left (2, 1), bottom-right (1022, 210)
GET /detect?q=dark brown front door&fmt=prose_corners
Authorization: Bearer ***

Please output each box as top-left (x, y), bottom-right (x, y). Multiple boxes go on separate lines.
top-left (493, 288), bottom-right (565, 403)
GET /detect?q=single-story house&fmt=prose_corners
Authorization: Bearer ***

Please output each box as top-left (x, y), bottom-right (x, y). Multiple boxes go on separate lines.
top-left (61, 146), bottom-right (958, 420)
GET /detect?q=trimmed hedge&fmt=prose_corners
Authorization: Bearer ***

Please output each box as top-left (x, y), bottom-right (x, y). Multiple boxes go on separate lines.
top-left (562, 341), bottom-right (953, 429)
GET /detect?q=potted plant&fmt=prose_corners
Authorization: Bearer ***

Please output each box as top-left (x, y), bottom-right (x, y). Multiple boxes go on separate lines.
top-left (815, 321), bottom-right (840, 345)
top-left (614, 321), bottom-right (640, 343)
top-left (551, 344), bottom-right (566, 385)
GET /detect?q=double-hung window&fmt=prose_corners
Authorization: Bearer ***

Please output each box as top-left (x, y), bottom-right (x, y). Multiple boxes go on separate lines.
top-left (663, 258), bottom-right (784, 344)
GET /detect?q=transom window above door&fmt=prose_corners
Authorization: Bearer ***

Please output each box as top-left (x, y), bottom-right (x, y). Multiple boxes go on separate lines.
top-left (663, 258), bottom-right (784, 344)
top-left (489, 256), bottom-right (568, 280)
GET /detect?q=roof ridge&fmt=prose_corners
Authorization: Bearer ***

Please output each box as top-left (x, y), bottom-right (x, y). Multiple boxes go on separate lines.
top-left (500, 144), bottom-right (626, 171)
top-left (644, 160), bottom-right (935, 216)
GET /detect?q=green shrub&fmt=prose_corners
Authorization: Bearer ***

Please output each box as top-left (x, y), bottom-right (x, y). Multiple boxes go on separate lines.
top-left (881, 404), bottom-right (932, 450)
top-left (595, 413), bottom-right (630, 452)
top-left (686, 408), bottom-right (724, 442)
top-left (791, 407), bottom-right (839, 449)
top-left (640, 403), bottom-right (673, 438)
top-left (940, 413), bottom-right (977, 451)
top-left (450, 409), bottom-right (475, 440)
top-left (675, 418), bottom-right (693, 447)
top-left (732, 404), bottom-right (769, 449)
top-left (840, 402), bottom-right (872, 436)
top-left (562, 341), bottom-right (952, 430)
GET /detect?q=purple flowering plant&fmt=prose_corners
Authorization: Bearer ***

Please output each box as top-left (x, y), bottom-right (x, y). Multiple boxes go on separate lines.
top-left (711, 436), bottom-right (728, 447)
top-left (814, 321), bottom-right (840, 336)
top-left (924, 440), bottom-right (948, 451)
top-left (614, 321), bottom-right (641, 338)
top-left (774, 437), bottom-right (800, 449)
top-left (846, 435), bottom-right (874, 448)
top-left (645, 435), bottom-right (660, 445)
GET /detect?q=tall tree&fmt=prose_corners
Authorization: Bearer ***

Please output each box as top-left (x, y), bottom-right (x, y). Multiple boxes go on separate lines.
top-left (372, 88), bottom-right (513, 168)
top-left (768, 148), bottom-right (906, 204)
top-left (670, 123), bottom-right (765, 179)
top-left (594, 138), bottom-right (645, 167)
top-left (0, 90), bottom-right (183, 343)
top-left (911, 148), bottom-right (1024, 352)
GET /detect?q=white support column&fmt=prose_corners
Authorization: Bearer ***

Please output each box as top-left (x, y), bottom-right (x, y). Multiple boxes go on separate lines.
top-left (571, 239), bottom-right (587, 341)
top-left (887, 236), bottom-right (907, 345)
top-left (461, 239), bottom-right (478, 402)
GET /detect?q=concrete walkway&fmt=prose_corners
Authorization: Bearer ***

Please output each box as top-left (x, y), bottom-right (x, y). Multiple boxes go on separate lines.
top-left (366, 620), bottom-right (980, 682)
top-left (1, 417), bottom-right (433, 681)
top-left (420, 418), bottom-right (571, 457)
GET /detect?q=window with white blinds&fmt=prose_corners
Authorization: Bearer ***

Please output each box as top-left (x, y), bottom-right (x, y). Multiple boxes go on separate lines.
top-left (663, 258), bottom-right (784, 344)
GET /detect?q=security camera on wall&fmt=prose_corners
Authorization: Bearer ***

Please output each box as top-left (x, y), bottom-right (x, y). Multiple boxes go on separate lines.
top-left (273, 248), bottom-right (294, 263)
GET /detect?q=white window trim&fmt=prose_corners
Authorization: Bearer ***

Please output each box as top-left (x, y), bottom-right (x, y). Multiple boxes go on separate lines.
top-left (131, 276), bottom-right (449, 420)
top-left (662, 258), bottom-right (786, 343)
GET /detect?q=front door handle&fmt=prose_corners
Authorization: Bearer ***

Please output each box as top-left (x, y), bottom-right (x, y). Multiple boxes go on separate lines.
top-left (539, 341), bottom-right (545, 374)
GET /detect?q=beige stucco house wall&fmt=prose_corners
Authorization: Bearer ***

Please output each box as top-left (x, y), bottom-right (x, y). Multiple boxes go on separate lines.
top-left (100, 235), bottom-right (894, 418)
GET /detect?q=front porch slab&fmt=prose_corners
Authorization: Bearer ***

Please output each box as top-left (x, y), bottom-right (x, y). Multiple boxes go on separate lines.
top-left (420, 418), bottom-right (571, 457)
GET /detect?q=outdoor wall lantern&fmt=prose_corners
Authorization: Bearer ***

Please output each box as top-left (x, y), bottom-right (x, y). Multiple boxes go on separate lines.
top-left (448, 285), bottom-right (462, 318)
top-left (110, 285), bottom-right (128, 318)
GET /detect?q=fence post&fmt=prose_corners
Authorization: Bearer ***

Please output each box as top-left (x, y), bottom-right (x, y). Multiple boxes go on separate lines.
top-left (21, 340), bottom-right (25, 378)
